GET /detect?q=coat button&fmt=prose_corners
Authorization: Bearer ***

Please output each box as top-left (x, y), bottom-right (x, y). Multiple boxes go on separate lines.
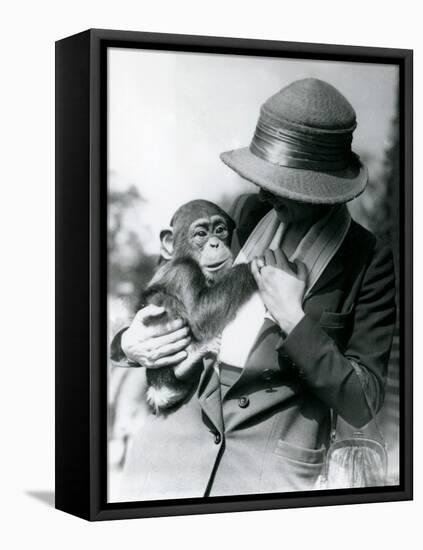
top-left (238, 396), bottom-right (250, 408)
top-left (262, 369), bottom-right (274, 382)
top-left (280, 353), bottom-right (294, 367)
top-left (214, 433), bottom-right (222, 444)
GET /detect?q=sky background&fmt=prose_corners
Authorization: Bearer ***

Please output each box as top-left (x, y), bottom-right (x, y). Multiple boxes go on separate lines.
top-left (108, 48), bottom-right (398, 255)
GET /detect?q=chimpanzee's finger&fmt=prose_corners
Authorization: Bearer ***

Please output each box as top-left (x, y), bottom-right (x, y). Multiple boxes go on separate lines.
top-left (264, 249), bottom-right (277, 267)
top-left (136, 304), bottom-right (166, 322)
top-left (153, 350), bottom-right (188, 368)
top-left (152, 336), bottom-right (191, 361)
top-left (273, 248), bottom-right (291, 272)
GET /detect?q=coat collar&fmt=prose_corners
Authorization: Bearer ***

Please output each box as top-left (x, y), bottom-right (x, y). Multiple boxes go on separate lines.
top-left (233, 194), bottom-right (349, 302)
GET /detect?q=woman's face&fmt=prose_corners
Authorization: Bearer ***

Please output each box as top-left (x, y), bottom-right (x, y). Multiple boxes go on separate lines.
top-left (258, 188), bottom-right (331, 224)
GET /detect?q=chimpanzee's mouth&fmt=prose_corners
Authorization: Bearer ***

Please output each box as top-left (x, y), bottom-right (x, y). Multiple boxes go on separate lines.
top-left (204, 257), bottom-right (231, 271)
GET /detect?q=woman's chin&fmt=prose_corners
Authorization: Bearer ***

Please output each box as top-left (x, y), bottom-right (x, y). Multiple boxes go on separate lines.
top-left (275, 209), bottom-right (291, 223)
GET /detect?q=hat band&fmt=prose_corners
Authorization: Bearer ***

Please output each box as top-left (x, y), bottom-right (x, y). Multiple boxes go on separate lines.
top-left (250, 115), bottom-right (353, 171)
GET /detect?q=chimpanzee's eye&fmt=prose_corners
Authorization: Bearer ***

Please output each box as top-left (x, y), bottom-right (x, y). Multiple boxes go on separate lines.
top-left (215, 225), bottom-right (228, 236)
top-left (195, 230), bottom-right (208, 238)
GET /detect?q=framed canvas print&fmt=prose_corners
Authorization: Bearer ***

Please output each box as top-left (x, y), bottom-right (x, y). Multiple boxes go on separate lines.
top-left (55, 29), bottom-right (413, 521)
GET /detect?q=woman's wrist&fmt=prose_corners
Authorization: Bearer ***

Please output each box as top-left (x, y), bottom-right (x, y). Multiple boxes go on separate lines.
top-left (276, 309), bottom-right (305, 334)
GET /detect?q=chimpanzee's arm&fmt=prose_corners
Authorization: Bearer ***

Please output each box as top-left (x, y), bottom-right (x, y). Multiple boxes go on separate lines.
top-left (192, 264), bottom-right (257, 339)
top-left (145, 259), bottom-right (257, 342)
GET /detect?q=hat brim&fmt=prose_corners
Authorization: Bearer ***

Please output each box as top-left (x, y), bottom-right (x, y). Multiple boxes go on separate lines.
top-left (220, 147), bottom-right (368, 204)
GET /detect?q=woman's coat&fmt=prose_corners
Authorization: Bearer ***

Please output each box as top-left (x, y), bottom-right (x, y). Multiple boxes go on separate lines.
top-left (112, 194), bottom-right (396, 501)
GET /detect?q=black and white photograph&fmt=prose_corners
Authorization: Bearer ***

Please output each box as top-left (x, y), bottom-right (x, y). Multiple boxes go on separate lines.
top-left (2, 0), bottom-right (422, 543)
top-left (106, 46), bottom-right (402, 503)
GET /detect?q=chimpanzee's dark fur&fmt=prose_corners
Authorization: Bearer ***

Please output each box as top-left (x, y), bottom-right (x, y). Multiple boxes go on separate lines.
top-left (141, 200), bottom-right (257, 412)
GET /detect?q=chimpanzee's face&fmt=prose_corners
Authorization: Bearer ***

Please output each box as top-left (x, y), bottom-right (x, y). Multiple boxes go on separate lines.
top-left (188, 214), bottom-right (234, 278)
top-left (162, 200), bottom-right (236, 283)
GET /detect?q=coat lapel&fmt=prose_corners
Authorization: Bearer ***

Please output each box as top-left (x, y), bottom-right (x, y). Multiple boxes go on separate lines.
top-left (303, 248), bottom-right (344, 302)
top-left (197, 357), bottom-right (224, 434)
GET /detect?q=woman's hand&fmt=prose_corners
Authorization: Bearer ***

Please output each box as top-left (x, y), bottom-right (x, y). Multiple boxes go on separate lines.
top-left (121, 304), bottom-right (191, 368)
top-left (251, 249), bottom-right (307, 334)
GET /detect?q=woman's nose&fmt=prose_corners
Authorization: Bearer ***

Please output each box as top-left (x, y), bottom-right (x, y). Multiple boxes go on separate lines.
top-left (258, 188), bottom-right (270, 201)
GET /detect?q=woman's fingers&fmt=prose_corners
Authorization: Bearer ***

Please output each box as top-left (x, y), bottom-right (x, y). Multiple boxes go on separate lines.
top-left (149, 317), bottom-right (187, 337)
top-left (153, 350), bottom-right (188, 368)
top-left (151, 325), bottom-right (190, 348)
top-left (251, 258), bottom-right (263, 286)
top-left (273, 248), bottom-right (291, 272)
top-left (264, 249), bottom-right (277, 267)
top-left (121, 302), bottom-right (190, 367)
top-left (294, 259), bottom-right (308, 282)
top-left (263, 248), bottom-right (298, 276)
top-left (152, 335), bottom-right (192, 361)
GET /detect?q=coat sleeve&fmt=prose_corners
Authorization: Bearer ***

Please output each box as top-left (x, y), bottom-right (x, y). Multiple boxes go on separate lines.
top-left (277, 242), bottom-right (397, 428)
top-left (110, 326), bottom-right (141, 368)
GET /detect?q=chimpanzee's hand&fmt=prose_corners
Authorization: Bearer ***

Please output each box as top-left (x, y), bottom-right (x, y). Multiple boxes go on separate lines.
top-left (121, 304), bottom-right (191, 368)
top-left (251, 249), bottom-right (307, 334)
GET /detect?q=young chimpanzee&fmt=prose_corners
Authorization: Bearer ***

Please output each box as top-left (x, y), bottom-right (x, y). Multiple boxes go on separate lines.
top-left (141, 200), bottom-right (257, 412)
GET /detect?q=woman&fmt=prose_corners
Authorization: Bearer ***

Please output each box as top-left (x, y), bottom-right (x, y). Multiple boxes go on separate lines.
top-left (111, 78), bottom-right (396, 500)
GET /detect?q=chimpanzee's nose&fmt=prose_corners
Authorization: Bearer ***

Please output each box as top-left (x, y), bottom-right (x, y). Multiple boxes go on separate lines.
top-left (209, 237), bottom-right (220, 248)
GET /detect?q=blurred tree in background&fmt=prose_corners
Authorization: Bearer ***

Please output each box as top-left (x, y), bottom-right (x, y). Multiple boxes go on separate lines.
top-left (107, 177), bottom-right (158, 488)
top-left (376, 95), bottom-right (400, 484)
top-left (108, 177), bottom-right (157, 337)
top-left (337, 93), bottom-right (400, 484)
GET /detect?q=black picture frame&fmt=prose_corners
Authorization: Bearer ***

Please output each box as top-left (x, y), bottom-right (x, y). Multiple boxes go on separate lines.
top-left (55, 28), bottom-right (413, 521)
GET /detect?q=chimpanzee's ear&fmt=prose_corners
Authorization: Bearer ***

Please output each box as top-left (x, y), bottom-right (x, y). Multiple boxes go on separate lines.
top-left (159, 227), bottom-right (174, 260)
